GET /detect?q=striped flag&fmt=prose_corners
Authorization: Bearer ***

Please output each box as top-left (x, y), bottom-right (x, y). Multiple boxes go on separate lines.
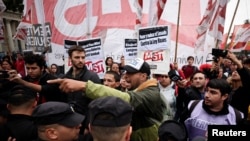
top-left (230, 24), bottom-right (250, 51)
top-left (134, 0), bottom-right (143, 30)
top-left (219, 33), bottom-right (229, 49)
top-left (149, 0), bottom-right (167, 26)
top-left (157, 0), bottom-right (167, 20)
top-left (208, 0), bottom-right (229, 41)
top-left (194, 0), bottom-right (229, 51)
top-left (194, 0), bottom-right (216, 51)
top-left (13, 9), bottom-right (32, 40)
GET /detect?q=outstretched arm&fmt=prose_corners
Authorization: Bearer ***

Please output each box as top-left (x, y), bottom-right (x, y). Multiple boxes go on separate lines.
top-left (47, 78), bottom-right (86, 93)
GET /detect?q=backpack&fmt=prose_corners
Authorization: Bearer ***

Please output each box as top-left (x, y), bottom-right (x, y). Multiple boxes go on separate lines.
top-left (188, 100), bottom-right (242, 124)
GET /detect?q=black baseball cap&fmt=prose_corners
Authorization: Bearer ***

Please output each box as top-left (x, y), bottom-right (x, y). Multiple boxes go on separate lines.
top-left (158, 120), bottom-right (188, 141)
top-left (32, 102), bottom-right (85, 127)
top-left (8, 85), bottom-right (37, 105)
top-left (88, 96), bottom-right (133, 127)
top-left (123, 58), bottom-right (151, 76)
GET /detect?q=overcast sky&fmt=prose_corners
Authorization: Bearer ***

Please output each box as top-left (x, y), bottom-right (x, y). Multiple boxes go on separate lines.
top-left (225, 0), bottom-right (250, 34)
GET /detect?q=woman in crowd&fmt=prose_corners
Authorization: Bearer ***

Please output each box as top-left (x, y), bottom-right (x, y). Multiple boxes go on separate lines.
top-left (1, 60), bottom-right (15, 71)
top-left (155, 72), bottom-right (176, 120)
top-left (50, 64), bottom-right (64, 78)
top-left (111, 62), bottom-right (121, 75)
top-left (105, 57), bottom-right (113, 71)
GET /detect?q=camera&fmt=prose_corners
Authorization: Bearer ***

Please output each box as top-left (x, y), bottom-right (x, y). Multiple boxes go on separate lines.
top-left (211, 49), bottom-right (228, 63)
top-left (212, 48), bottom-right (228, 58)
top-left (0, 70), bottom-right (9, 79)
top-left (168, 70), bottom-right (182, 82)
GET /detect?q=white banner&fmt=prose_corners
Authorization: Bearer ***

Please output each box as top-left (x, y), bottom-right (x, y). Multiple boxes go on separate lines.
top-left (138, 26), bottom-right (170, 51)
top-left (124, 39), bottom-right (138, 60)
top-left (64, 38), bottom-right (105, 78)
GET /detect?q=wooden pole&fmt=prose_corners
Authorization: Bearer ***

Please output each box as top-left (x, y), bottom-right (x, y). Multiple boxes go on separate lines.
top-left (224, 0), bottom-right (240, 50)
top-left (215, 39), bottom-right (220, 49)
top-left (174, 0), bottom-right (181, 62)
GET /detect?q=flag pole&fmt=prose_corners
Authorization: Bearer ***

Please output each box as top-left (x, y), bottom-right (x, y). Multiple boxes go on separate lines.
top-left (31, 3), bottom-right (35, 53)
top-left (174, 0), bottom-right (181, 62)
top-left (224, 0), bottom-right (240, 50)
top-left (86, 0), bottom-right (92, 39)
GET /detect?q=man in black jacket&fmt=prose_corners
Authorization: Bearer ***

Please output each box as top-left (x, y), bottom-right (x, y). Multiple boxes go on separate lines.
top-left (9, 54), bottom-right (66, 104)
top-left (63, 45), bottom-right (101, 136)
top-left (175, 71), bottom-right (207, 121)
top-left (64, 45), bottom-right (101, 115)
top-left (0, 85), bottom-right (38, 141)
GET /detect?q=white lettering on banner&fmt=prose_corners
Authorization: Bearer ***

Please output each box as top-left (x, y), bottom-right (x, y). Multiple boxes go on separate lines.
top-left (155, 30), bottom-right (168, 36)
top-left (54, 0), bottom-right (98, 37)
top-left (102, 0), bottom-right (121, 14)
top-left (124, 38), bottom-right (137, 59)
top-left (80, 39), bottom-right (102, 59)
top-left (139, 35), bottom-right (146, 39)
top-left (125, 43), bottom-right (137, 47)
top-left (26, 23), bottom-right (52, 52)
top-left (138, 26), bottom-right (169, 51)
top-left (143, 51), bottom-right (164, 61)
top-left (85, 61), bottom-right (92, 70)
top-left (85, 60), bottom-right (104, 73)
top-left (23, 0), bottom-right (213, 68)
top-left (82, 41), bottom-right (101, 48)
top-left (92, 60), bottom-right (104, 73)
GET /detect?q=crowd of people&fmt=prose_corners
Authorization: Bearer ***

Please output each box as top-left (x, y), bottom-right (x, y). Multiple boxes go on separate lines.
top-left (0, 45), bottom-right (250, 141)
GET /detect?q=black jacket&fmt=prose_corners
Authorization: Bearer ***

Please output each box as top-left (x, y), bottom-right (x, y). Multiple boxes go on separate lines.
top-left (23, 72), bottom-right (67, 104)
top-left (175, 86), bottom-right (203, 121)
top-left (0, 114), bottom-right (37, 141)
top-left (64, 66), bottom-right (101, 115)
top-left (230, 67), bottom-right (250, 119)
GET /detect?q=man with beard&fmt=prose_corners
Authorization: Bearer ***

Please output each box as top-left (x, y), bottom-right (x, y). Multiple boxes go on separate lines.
top-left (175, 71), bottom-right (207, 122)
top-left (184, 79), bottom-right (244, 140)
top-left (63, 45), bottom-right (101, 135)
top-left (48, 58), bottom-right (166, 141)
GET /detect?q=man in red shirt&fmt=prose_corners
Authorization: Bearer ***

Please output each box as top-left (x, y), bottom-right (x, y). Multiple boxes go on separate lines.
top-left (181, 56), bottom-right (198, 85)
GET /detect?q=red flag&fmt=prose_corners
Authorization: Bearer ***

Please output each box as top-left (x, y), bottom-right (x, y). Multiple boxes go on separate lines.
top-left (230, 24), bottom-right (250, 51)
top-left (13, 9), bottom-right (32, 40)
top-left (219, 33), bottom-right (228, 49)
top-left (208, 0), bottom-right (229, 41)
top-left (157, 0), bottom-right (167, 20)
top-left (148, 0), bottom-right (167, 26)
top-left (194, 0), bottom-right (229, 51)
top-left (194, 0), bottom-right (216, 51)
top-left (134, 0), bottom-right (143, 30)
